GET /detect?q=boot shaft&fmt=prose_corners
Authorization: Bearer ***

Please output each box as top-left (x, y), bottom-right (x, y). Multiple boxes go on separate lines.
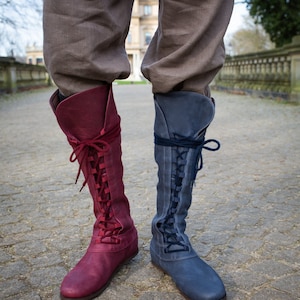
top-left (50, 85), bottom-right (118, 140)
top-left (50, 85), bottom-right (134, 243)
top-left (153, 91), bottom-right (220, 255)
top-left (154, 90), bottom-right (215, 140)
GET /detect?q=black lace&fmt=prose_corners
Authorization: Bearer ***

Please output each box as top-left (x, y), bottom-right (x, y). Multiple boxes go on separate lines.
top-left (160, 145), bottom-right (190, 253)
top-left (155, 133), bottom-right (220, 253)
top-left (155, 133), bottom-right (220, 169)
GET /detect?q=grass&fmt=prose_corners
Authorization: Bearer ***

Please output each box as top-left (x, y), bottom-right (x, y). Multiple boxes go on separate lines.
top-left (114, 80), bottom-right (149, 85)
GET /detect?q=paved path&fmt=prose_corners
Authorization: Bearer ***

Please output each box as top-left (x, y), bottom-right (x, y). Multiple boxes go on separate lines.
top-left (0, 85), bottom-right (299, 300)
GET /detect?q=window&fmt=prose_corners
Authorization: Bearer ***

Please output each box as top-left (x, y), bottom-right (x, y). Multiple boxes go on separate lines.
top-left (145, 32), bottom-right (152, 45)
top-left (127, 31), bottom-right (132, 44)
top-left (36, 57), bottom-right (43, 65)
top-left (144, 5), bottom-right (152, 16)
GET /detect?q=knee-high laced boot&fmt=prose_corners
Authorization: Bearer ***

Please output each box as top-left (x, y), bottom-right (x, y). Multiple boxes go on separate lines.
top-left (49, 85), bottom-right (138, 300)
top-left (151, 91), bottom-right (226, 300)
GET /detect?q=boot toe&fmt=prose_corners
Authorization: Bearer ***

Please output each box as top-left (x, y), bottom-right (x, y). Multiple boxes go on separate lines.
top-left (152, 251), bottom-right (226, 300)
top-left (60, 237), bottom-right (138, 300)
top-left (60, 265), bottom-right (104, 299)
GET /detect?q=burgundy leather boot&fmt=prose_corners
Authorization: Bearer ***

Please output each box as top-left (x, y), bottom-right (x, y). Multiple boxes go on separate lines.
top-left (50, 85), bottom-right (138, 300)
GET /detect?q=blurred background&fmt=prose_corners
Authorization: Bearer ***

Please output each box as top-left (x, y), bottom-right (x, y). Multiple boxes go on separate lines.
top-left (1, 0), bottom-right (299, 101)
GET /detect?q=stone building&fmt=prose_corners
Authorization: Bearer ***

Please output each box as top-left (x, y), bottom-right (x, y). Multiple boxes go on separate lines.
top-left (26, 0), bottom-right (158, 81)
top-left (26, 44), bottom-right (44, 65)
top-left (126, 0), bottom-right (158, 80)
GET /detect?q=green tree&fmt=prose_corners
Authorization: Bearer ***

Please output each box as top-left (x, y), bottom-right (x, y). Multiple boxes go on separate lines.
top-left (243, 0), bottom-right (300, 47)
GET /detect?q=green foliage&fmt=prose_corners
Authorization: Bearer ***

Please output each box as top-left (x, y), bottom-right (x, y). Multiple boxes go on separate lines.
top-left (243, 0), bottom-right (300, 47)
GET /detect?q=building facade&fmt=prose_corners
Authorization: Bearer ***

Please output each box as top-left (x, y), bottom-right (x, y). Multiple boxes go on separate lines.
top-left (26, 44), bottom-right (44, 65)
top-left (126, 0), bottom-right (158, 80)
top-left (26, 0), bottom-right (158, 81)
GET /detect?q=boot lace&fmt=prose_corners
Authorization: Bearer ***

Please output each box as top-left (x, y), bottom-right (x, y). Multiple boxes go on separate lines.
top-left (155, 133), bottom-right (220, 253)
top-left (68, 124), bottom-right (122, 244)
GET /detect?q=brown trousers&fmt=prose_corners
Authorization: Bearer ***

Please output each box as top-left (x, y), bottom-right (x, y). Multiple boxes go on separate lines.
top-left (43, 0), bottom-right (233, 96)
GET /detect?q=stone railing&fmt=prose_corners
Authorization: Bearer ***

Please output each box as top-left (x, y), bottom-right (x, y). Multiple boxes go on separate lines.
top-left (213, 35), bottom-right (300, 103)
top-left (0, 57), bottom-right (50, 94)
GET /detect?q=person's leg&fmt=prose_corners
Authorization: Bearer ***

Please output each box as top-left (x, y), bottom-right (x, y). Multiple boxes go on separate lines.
top-left (142, 1), bottom-right (234, 299)
top-left (44, 0), bottom-right (134, 96)
top-left (43, 1), bottom-right (137, 300)
top-left (142, 0), bottom-right (233, 95)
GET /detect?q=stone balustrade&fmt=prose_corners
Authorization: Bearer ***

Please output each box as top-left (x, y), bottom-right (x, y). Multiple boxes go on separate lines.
top-left (0, 57), bottom-right (50, 94)
top-left (213, 35), bottom-right (300, 103)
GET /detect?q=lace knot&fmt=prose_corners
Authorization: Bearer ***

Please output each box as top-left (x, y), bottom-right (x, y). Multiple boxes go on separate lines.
top-left (67, 124), bottom-right (120, 190)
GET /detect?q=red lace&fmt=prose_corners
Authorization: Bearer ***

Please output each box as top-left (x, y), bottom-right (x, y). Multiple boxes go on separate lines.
top-left (67, 124), bottom-right (122, 243)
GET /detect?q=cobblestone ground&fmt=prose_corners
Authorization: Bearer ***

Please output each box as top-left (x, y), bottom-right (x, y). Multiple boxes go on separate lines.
top-left (0, 85), bottom-right (299, 300)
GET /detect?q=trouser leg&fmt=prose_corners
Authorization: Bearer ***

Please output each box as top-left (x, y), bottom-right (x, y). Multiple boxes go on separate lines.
top-left (141, 0), bottom-right (234, 94)
top-left (43, 0), bottom-right (134, 96)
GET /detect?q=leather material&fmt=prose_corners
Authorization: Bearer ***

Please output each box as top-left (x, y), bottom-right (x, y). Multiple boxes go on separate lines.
top-left (50, 85), bottom-right (138, 300)
top-left (151, 91), bottom-right (226, 300)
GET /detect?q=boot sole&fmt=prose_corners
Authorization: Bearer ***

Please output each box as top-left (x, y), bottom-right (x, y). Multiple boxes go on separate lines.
top-left (60, 249), bottom-right (139, 300)
top-left (151, 260), bottom-right (226, 300)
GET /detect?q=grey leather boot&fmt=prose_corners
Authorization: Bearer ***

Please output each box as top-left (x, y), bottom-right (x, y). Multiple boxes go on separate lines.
top-left (151, 91), bottom-right (226, 300)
